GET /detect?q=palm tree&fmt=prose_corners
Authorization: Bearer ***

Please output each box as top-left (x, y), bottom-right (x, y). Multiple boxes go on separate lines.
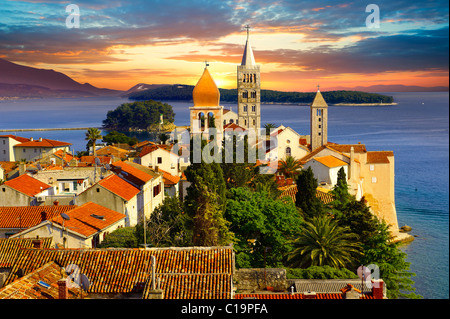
top-left (287, 215), bottom-right (362, 269)
top-left (263, 123), bottom-right (277, 136)
top-left (279, 156), bottom-right (302, 179)
top-left (85, 127), bottom-right (102, 157)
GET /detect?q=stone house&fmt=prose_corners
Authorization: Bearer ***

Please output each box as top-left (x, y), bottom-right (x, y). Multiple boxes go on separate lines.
top-left (110, 161), bottom-right (164, 222)
top-left (76, 173), bottom-right (141, 227)
top-left (0, 204), bottom-right (76, 238)
top-left (0, 174), bottom-right (55, 206)
top-left (302, 155), bottom-right (348, 188)
top-left (1, 246), bottom-right (234, 299)
top-left (136, 144), bottom-right (181, 177)
top-left (11, 202), bottom-right (126, 249)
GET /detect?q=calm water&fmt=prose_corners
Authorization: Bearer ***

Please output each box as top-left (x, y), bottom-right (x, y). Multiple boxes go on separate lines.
top-left (0, 92), bottom-right (448, 299)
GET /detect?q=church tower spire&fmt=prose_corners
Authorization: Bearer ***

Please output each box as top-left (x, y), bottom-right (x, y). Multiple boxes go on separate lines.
top-left (237, 25), bottom-right (261, 131)
top-left (310, 86), bottom-right (328, 151)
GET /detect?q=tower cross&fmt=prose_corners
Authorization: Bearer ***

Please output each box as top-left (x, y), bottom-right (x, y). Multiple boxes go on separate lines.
top-left (204, 60), bottom-right (209, 68)
top-left (244, 24), bottom-right (251, 39)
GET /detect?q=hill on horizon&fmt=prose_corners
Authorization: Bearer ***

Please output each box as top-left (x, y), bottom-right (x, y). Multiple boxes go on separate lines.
top-left (0, 58), bottom-right (123, 98)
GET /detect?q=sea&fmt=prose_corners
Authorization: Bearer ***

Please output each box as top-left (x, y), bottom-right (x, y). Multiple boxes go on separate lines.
top-left (0, 92), bottom-right (448, 299)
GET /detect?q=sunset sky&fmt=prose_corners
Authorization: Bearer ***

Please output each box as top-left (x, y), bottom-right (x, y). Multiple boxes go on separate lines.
top-left (0, 0), bottom-right (448, 92)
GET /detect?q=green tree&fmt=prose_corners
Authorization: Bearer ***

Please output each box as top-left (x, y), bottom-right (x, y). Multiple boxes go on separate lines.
top-left (286, 215), bottom-right (362, 269)
top-left (85, 127), bottom-right (102, 156)
top-left (184, 140), bottom-right (233, 246)
top-left (103, 130), bottom-right (139, 146)
top-left (135, 196), bottom-right (190, 247)
top-left (225, 187), bottom-right (303, 268)
top-left (98, 227), bottom-right (138, 248)
top-left (295, 167), bottom-right (323, 219)
top-left (359, 221), bottom-right (421, 299)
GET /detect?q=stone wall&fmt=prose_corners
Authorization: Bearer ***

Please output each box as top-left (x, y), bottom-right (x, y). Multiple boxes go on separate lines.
top-left (234, 268), bottom-right (287, 293)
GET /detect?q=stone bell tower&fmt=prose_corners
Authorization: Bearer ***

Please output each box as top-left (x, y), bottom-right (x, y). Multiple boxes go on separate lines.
top-left (237, 25), bottom-right (261, 132)
top-left (310, 86), bottom-right (328, 151)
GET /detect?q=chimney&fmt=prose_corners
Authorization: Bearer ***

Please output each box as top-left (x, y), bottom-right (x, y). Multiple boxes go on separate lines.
top-left (303, 291), bottom-right (317, 299)
top-left (57, 279), bottom-right (68, 299)
top-left (41, 211), bottom-right (48, 222)
top-left (146, 255), bottom-right (164, 299)
top-left (19, 162), bottom-right (26, 176)
top-left (53, 200), bottom-right (59, 206)
top-left (32, 236), bottom-right (42, 249)
top-left (349, 146), bottom-right (355, 180)
top-left (372, 279), bottom-right (384, 299)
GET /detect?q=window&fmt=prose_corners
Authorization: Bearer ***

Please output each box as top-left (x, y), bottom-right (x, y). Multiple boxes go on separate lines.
top-left (251, 91), bottom-right (257, 99)
top-left (96, 188), bottom-right (100, 193)
top-left (2, 188), bottom-right (5, 192)
top-left (317, 109), bottom-right (322, 116)
top-left (318, 118), bottom-right (321, 122)
top-left (23, 149), bottom-right (26, 153)
top-left (243, 105), bottom-right (248, 112)
top-left (253, 119), bottom-right (255, 125)
top-left (2, 140), bottom-right (5, 144)
top-left (157, 157), bottom-right (162, 164)
top-left (243, 91), bottom-right (248, 99)
top-left (370, 165), bottom-right (375, 171)
top-left (318, 125), bottom-right (321, 129)
top-left (2, 150), bottom-right (5, 154)
top-left (372, 177), bottom-right (377, 183)
top-left (251, 105), bottom-right (256, 112)
top-left (34, 148), bottom-right (37, 153)
top-left (286, 147), bottom-right (291, 156)
top-left (318, 132), bottom-right (321, 136)
top-left (153, 184), bottom-right (161, 197)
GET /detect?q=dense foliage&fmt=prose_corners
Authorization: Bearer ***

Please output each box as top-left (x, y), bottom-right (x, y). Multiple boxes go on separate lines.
top-left (225, 187), bottom-right (303, 268)
top-left (102, 100), bottom-right (175, 131)
top-left (286, 266), bottom-right (359, 280)
top-left (127, 84), bottom-right (394, 104)
top-left (102, 130), bottom-right (139, 146)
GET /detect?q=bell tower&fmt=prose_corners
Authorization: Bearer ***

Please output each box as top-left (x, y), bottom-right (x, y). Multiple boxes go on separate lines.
top-left (310, 86), bottom-right (328, 151)
top-left (237, 25), bottom-right (261, 132)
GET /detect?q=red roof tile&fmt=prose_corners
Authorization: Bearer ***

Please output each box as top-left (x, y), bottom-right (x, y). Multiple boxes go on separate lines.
top-left (0, 237), bottom-right (53, 268)
top-left (111, 160), bottom-right (154, 186)
top-left (50, 202), bottom-right (125, 237)
top-left (4, 246), bottom-right (234, 298)
top-left (98, 174), bottom-right (140, 201)
top-left (366, 151), bottom-right (394, 164)
top-left (159, 169), bottom-right (180, 186)
top-left (0, 135), bottom-right (30, 143)
top-left (0, 205), bottom-right (76, 228)
top-left (0, 261), bottom-right (81, 299)
top-left (4, 174), bottom-right (52, 197)
top-left (15, 138), bottom-right (71, 148)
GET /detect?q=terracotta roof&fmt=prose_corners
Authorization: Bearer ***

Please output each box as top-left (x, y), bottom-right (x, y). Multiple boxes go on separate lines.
top-left (0, 261), bottom-right (81, 299)
top-left (132, 140), bottom-right (155, 149)
top-left (0, 237), bottom-right (53, 268)
top-left (0, 135), bottom-right (30, 143)
top-left (159, 169), bottom-right (181, 186)
top-left (0, 161), bottom-right (18, 174)
top-left (0, 205), bottom-right (76, 229)
top-left (328, 143), bottom-right (367, 154)
top-left (96, 145), bottom-right (129, 158)
top-left (14, 138), bottom-right (71, 148)
top-left (223, 123), bottom-right (247, 131)
top-left (299, 143), bottom-right (351, 164)
top-left (138, 144), bottom-right (177, 158)
top-left (50, 202), bottom-right (125, 237)
top-left (143, 273), bottom-right (232, 299)
top-left (111, 160), bottom-right (155, 186)
top-left (234, 293), bottom-right (374, 299)
top-left (314, 155), bottom-right (348, 168)
top-left (79, 156), bottom-right (112, 165)
top-left (97, 174), bottom-right (140, 201)
top-left (366, 151), bottom-right (394, 164)
top-left (4, 246), bottom-right (234, 298)
top-left (52, 149), bottom-right (78, 162)
top-left (3, 174), bottom-right (52, 197)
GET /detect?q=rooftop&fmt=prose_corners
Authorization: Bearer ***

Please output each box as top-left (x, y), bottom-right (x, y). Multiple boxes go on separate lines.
top-left (3, 174), bottom-right (51, 197)
top-left (50, 202), bottom-right (126, 237)
top-left (97, 174), bottom-right (140, 201)
top-left (0, 205), bottom-right (76, 229)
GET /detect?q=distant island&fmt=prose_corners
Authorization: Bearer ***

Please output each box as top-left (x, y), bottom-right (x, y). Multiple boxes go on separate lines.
top-left (125, 84), bottom-right (395, 105)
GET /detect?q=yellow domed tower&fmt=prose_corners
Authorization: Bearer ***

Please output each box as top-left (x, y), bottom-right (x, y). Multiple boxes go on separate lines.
top-left (189, 63), bottom-right (224, 139)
